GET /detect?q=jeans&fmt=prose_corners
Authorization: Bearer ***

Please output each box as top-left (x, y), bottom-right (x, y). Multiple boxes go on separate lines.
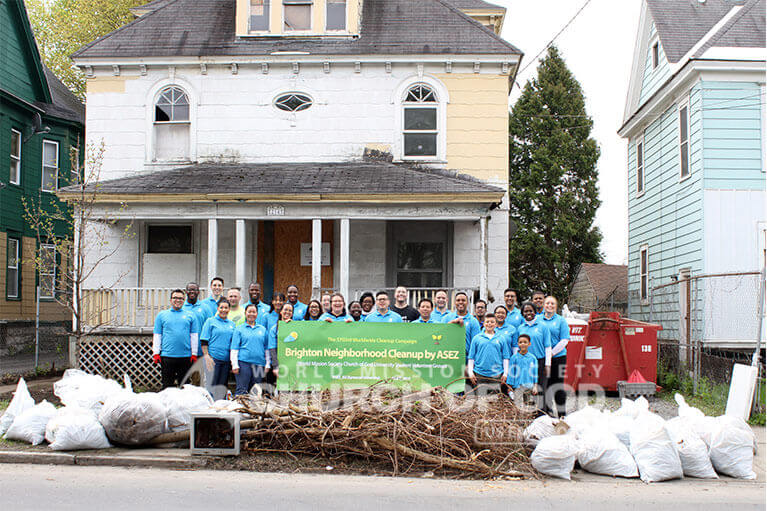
top-left (208, 357), bottom-right (231, 400)
top-left (235, 363), bottom-right (265, 396)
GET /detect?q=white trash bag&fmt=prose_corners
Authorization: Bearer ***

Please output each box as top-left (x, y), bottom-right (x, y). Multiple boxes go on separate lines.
top-left (523, 415), bottom-right (557, 447)
top-left (45, 407), bottom-right (111, 451)
top-left (564, 406), bottom-right (604, 435)
top-left (54, 369), bottom-right (124, 415)
top-left (708, 416), bottom-right (756, 479)
top-left (664, 417), bottom-right (717, 479)
top-left (612, 398), bottom-right (641, 419)
top-left (98, 392), bottom-right (167, 445)
top-left (577, 428), bottom-right (638, 478)
top-left (0, 378), bottom-right (35, 436)
top-left (4, 400), bottom-right (57, 445)
top-left (606, 413), bottom-right (634, 447)
top-left (531, 433), bottom-right (579, 480)
top-left (159, 385), bottom-right (214, 432)
top-left (629, 412), bottom-right (683, 483)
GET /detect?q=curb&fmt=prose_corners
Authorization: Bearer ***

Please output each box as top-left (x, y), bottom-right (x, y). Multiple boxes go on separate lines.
top-left (0, 450), bottom-right (207, 470)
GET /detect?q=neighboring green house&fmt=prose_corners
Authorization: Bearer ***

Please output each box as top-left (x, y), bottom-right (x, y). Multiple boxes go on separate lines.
top-left (0, 0), bottom-right (83, 347)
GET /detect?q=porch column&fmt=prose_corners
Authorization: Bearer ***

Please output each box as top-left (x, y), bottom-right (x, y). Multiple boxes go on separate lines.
top-left (312, 219), bottom-right (322, 299)
top-left (339, 218), bottom-right (350, 301)
top-left (235, 219), bottom-right (246, 290)
top-left (479, 216), bottom-right (488, 301)
top-left (207, 218), bottom-right (218, 288)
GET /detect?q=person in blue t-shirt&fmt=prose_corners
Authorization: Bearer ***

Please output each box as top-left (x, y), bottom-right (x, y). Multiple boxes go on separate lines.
top-left (358, 292), bottom-right (375, 320)
top-left (541, 295), bottom-right (570, 416)
top-left (200, 298), bottom-right (236, 399)
top-left (364, 291), bottom-right (403, 323)
top-left (531, 290), bottom-right (546, 315)
top-left (494, 305), bottom-right (519, 355)
top-left (245, 282), bottom-right (270, 327)
top-left (231, 303), bottom-right (270, 396)
top-left (153, 289), bottom-right (200, 389)
top-left (348, 300), bottom-right (363, 322)
top-left (452, 292), bottom-right (480, 360)
top-left (507, 334), bottom-right (539, 406)
top-left (267, 302), bottom-right (295, 376)
top-left (182, 282), bottom-right (207, 353)
top-left (517, 301), bottom-right (551, 409)
top-left (413, 298), bottom-right (435, 323)
top-left (303, 300), bottom-right (323, 321)
top-left (467, 313), bottom-right (510, 394)
top-left (473, 299), bottom-right (486, 329)
top-left (286, 285), bottom-right (308, 321)
top-left (319, 293), bottom-right (354, 322)
top-left (263, 292), bottom-right (286, 334)
top-left (201, 277), bottom-right (225, 318)
top-left (430, 289), bottom-right (457, 323)
top-left (503, 288), bottom-right (524, 328)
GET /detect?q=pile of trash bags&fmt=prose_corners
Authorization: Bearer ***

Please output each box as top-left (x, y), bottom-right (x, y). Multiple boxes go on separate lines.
top-left (0, 370), bottom-right (219, 450)
top-left (526, 394), bottom-right (757, 482)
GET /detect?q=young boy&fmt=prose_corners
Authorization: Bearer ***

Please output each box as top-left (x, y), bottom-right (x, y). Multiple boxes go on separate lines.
top-left (507, 334), bottom-right (538, 406)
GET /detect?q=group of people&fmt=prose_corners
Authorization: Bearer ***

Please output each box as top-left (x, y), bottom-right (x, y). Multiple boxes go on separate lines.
top-left (152, 278), bottom-right (571, 415)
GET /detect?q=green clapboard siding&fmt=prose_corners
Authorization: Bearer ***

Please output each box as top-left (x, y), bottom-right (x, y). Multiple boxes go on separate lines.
top-left (0, 0), bottom-right (48, 102)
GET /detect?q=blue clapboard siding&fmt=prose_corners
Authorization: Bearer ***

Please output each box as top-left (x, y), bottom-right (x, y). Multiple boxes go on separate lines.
top-left (638, 22), bottom-right (672, 106)
top-left (627, 82), bottom-right (704, 323)
top-left (701, 81), bottom-right (765, 190)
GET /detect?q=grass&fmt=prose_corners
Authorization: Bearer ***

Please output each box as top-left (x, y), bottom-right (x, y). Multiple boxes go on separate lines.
top-left (0, 399), bottom-right (8, 413)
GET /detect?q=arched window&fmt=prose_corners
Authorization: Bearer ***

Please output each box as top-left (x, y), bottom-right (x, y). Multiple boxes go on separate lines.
top-left (154, 86), bottom-right (190, 161)
top-left (402, 84), bottom-right (438, 157)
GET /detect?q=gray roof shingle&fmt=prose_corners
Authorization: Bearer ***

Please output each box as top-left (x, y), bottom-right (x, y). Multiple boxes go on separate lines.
top-left (444, 0), bottom-right (504, 10)
top-left (61, 161), bottom-right (505, 199)
top-left (580, 263), bottom-right (628, 304)
top-left (694, 0), bottom-right (766, 57)
top-left (646, 0), bottom-right (764, 63)
top-left (35, 67), bottom-right (85, 124)
top-left (73, 0), bottom-right (521, 59)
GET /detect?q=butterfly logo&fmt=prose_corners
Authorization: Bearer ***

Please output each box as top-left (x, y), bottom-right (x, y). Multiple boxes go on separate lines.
top-left (432, 334), bottom-right (442, 345)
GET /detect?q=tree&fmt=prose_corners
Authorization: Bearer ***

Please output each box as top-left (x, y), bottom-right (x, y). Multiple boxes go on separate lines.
top-left (25, 0), bottom-right (146, 99)
top-left (508, 46), bottom-right (602, 302)
top-left (22, 142), bottom-right (135, 343)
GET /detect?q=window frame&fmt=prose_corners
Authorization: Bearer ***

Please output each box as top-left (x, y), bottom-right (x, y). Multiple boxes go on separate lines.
top-left (651, 40), bottom-right (659, 70)
top-left (635, 134), bottom-right (645, 197)
top-left (10, 128), bottom-right (21, 186)
top-left (41, 139), bottom-right (59, 192)
top-left (678, 98), bottom-right (691, 181)
top-left (146, 224), bottom-right (194, 254)
top-left (70, 146), bottom-right (80, 185)
top-left (6, 236), bottom-right (20, 300)
top-left (402, 84), bottom-right (439, 160)
top-left (152, 85), bottom-right (192, 162)
top-left (38, 242), bottom-right (57, 301)
top-left (639, 244), bottom-right (649, 305)
top-left (325, 0), bottom-right (346, 31)
top-left (283, 0), bottom-right (313, 32)
top-left (249, 0), bottom-right (271, 32)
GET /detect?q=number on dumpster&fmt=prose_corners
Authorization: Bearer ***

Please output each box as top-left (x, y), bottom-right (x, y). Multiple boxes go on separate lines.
top-left (641, 345), bottom-right (652, 353)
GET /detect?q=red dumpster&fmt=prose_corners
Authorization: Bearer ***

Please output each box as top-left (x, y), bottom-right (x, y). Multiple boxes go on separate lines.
top-left (564, 312), bottom-right (662, 392)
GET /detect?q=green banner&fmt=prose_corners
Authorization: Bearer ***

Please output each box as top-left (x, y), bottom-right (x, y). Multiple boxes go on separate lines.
top-left (276, 321), bottom-right (466, 392)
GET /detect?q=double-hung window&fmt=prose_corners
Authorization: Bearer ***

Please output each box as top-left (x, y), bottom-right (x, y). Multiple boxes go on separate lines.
top-left (154, 86), bottom-right (190, 161)
top-left (250, 0), bottom-right (270, 31)
top-left (7, 237), bottom-right (20, 299)
top-left (42, 140), bottom-right (58, 192)
top-left (326, 0), bottom-right (346, 30)
top-left (636, 137), bottom-right (644, 195)
top-left (640, 245), bottom-right (649, 303)
top-left (678, 101), bottom-right (690, 179)
top-left (10, 129), bottom-right (21, 185)
top-left (403, 84), bottom-right (438, 158)
top-left (651, 41), bottom-right (659, 70)
top-left (39, 243), bottom-right (56, 300)
top-left (283, 0), bottom-right (312, 31)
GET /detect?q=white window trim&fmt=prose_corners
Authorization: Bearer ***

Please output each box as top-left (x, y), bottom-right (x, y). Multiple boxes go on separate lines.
top-left (39, 243), bottom-right (56, 300)
top-left (392, 76), bottom-right (449, 163)
top-left (7, 237), bottom-right (19, 299)
top-left (41, 140), bottom-right (59, 193)
top-left (639, 244), bottom-right (649, 305)
top-left (761, 84), bottom-right (766, 173)
top-left (678, 97), bottom-right (691, 182)
top-left (635, 133), bottom-right (645, 197)
top-left (145, 79), bottom-right (197, 164)
top-left (282, 0), bottom-right (313, 33)
top-left (70, 146), bottom-right (80, 184)
top-left (650, 37), bottom-right (660, 70)
top-left (10, 128), bottom-right (21, 185)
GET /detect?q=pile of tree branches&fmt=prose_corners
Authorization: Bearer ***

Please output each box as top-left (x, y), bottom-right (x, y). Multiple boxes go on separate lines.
top-left (235, 386), bottom-right (537, 479)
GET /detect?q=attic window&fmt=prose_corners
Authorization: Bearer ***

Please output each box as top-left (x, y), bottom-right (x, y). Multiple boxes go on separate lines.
top-left (651, 41), bottom-right (659, 69)
top-left (284, 0), bottom-right (312, 31)
top-left (274, 93), bottom-right (313, 112)
top-left (250, 0), bottom-right (270, 31)
top-left (326, 0), bottom-right (346, 30)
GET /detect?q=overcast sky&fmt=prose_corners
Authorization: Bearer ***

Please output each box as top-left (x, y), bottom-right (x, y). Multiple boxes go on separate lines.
top-left (496, 0), bottom-right (642, 265)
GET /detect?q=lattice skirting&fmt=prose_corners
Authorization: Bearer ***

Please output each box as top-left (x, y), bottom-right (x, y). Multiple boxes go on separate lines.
top-left (78, 335), bottom-right (161, 390)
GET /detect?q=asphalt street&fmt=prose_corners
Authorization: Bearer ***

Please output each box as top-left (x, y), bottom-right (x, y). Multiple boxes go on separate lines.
top-left (1, 463), bottom-right (765, 511)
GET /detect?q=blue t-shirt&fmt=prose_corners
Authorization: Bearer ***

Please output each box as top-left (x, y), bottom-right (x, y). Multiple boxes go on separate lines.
top-left (507, 352), bottom-right (538, 388)
top-left (430, 309), bottom-right (457, 323)
top-left (243, 300), bottom-right (270, 328)
top-left (413, 317), bottom-right (434, 323)
top-left (468, 331), bottom-right (510, 377)
top-left (268, 322), bottom-right (295, 350)
top-left (364, 309), bottom-right (403, 323)
top-left (200, 296), bottom-right (223, 319)
top-left (505, 306), bottom-right (524, 328)
top-left (540, 313), bottom-right (570, 357)
top-left (200, 315), bottom-right (236, 361)
top-left (289, 301), bottom-right (308, 321)
top-left (517, 317), bottom-right (551, 360)
top-left (455, 313), bottom-right (481, 358)
top-left (232, 323), bottom-right (269, 365)
top-left (182, 300), bottom-right (207, 353)
top-left (154, 308), bottom-right (199, 357)
top-left (495, 322), bottom-right (519, 352)
top-left (264, 310), bottom-right (279, 333)
top-left (318, 312), bottom-right (353, 322)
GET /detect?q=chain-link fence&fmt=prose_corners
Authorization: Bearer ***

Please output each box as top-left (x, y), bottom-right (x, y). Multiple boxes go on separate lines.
top-left (649, 271), bottom-right (765, 414)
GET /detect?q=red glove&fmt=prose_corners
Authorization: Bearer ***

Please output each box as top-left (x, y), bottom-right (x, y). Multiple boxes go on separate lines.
top-left (190, 355), bottom-right (198, 363)
top-left (153, 354), bottom-right (161, 364)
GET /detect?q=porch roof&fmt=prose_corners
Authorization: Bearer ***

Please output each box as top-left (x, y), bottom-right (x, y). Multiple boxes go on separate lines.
top-left (58, 161), bottom-right (506, 203)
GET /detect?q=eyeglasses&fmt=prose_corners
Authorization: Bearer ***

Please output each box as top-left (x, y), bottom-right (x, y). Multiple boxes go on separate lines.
top-left (171, 296), bottom-right (184, 301)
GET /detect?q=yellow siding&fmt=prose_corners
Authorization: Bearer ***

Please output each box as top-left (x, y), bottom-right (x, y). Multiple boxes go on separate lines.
top-left (434, 73), bottom-right (509, 183)
top-left (235, 0), bottom-right (249, 35)
top-left (86, 76), bottom-right (138, 94)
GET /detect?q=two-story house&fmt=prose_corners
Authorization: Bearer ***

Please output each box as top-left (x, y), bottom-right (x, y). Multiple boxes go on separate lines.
top-left (618, 0), bottom-right (765, 349)
top-left (63, 0), bottom-right (522, 331)
top-left (0, 0), bottom-right (84, 361)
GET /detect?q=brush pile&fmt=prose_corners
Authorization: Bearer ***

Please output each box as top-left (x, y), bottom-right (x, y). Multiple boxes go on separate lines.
top-left (235, 386), bottom-right (537, 478)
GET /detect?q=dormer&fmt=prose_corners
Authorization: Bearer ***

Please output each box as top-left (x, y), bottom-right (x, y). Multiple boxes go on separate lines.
top-left (235, 0), bottom-right (362, 37)
top-left (449, 0), bottom-right (506, 35)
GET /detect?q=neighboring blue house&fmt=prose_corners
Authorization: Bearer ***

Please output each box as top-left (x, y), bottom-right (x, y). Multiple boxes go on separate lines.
top-left (619, 0), bottom-right (765, 349)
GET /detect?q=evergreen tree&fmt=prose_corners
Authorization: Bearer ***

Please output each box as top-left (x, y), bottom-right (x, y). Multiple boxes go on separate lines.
top-left (508, 46), bottom-right (602, 302)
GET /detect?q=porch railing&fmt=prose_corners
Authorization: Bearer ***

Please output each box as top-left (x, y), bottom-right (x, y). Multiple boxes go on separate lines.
top-left (349, 287), bottom-right (479, 308)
